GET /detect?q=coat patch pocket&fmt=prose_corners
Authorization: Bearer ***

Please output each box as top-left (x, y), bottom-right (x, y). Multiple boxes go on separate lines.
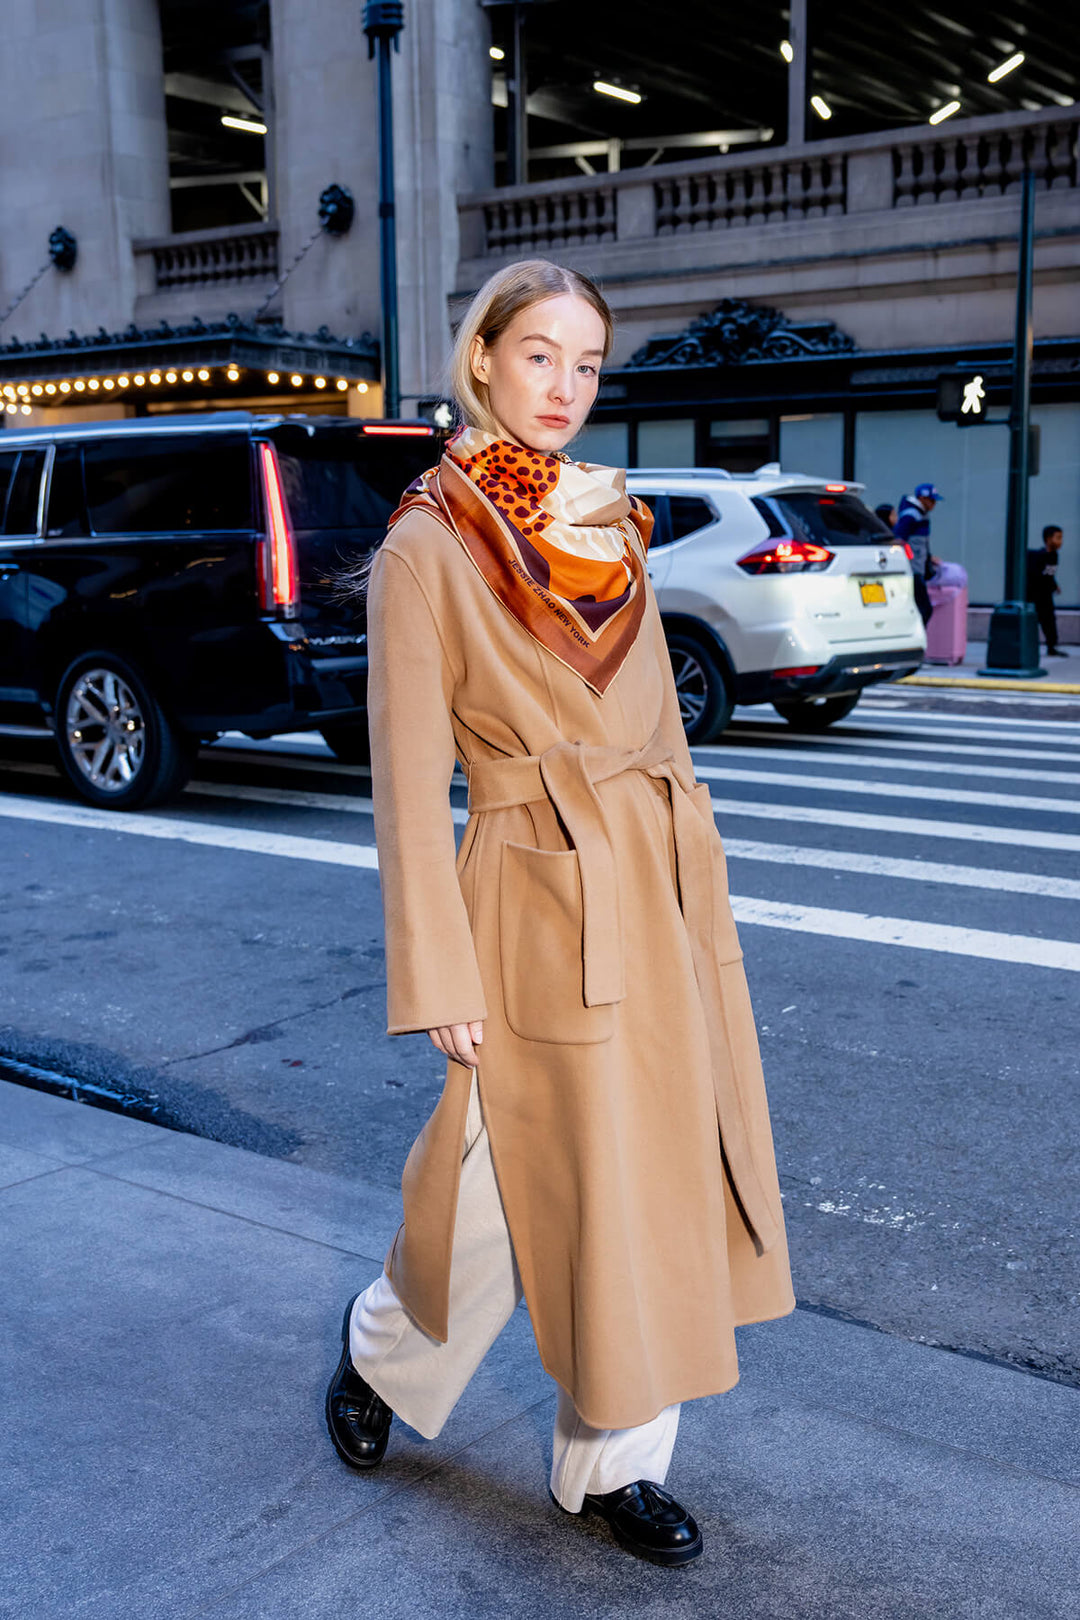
top-left (499, 842), bottom-right (615, 1045)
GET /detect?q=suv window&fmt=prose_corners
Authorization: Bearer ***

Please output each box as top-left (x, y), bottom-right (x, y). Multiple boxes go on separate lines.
top-left (754, 490), bottom-right (893, 547)
top-left (4, 448), bottom-right (47, 535)
top-left (269, 429), bottom-right (437, 533)
top-left (668, 495), bottom-right (716, 542)
top-left (0, 452), bottom-right (18, 528)
top-left (83, 435), bottom-right (252, 534)
top-left (46, 443), bottom-right (89, 539)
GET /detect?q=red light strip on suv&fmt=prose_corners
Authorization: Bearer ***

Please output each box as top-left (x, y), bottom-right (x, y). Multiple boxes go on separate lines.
top-left (258, 442), bottom-right (298, 611)
top-left (361, 423), bottom-right (433, 436)
top-left (824, 483), bottom-right (846, 492)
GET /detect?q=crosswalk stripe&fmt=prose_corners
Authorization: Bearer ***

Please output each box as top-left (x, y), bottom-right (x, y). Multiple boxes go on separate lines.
top-left (723, 838), bottom-right (1080, 901)
top-left (707, 795), bottom-right (1080, 852)
top-left (0, 793), bottom-right (380, 869)
top-left (3, 792), bottom-right (1076, 971)
top-left (729, 896), bottom-right (1080, 973)
top-left (732, 712), bottom-right (1080, 743)
top-left (693, 763), bottom-right (1080, 814)
top-left (700, 747), bottom-right (1080, 787)
top-left (707, 730), bottom-right (1080, 766)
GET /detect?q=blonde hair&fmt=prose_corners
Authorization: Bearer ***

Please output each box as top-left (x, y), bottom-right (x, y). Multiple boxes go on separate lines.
top-left (449, 258), bottom-right (614, 434)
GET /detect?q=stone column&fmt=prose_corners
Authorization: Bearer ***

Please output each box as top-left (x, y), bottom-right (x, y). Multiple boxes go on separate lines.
top-left (392, 0), bottom-right (494, 408)
top-left (0, 0), bottom-right (170, 341)
top-left (269, 0), bottom-right (382, 344)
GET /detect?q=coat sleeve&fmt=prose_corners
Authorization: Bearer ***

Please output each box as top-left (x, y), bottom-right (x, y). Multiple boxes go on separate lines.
top-left (366, 544), bottom-right (488, 1036)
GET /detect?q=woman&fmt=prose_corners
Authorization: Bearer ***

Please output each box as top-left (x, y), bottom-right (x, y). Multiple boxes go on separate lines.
top-left (326, 259), bottom-right (795, 1567)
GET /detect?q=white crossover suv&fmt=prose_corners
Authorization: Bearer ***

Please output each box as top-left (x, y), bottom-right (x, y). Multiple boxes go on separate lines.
top-left (626, 465), bottom-right (927, 742)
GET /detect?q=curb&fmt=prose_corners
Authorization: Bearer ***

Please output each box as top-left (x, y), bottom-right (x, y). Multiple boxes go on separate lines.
top-left (900, 674), bottom-right (1080, 695)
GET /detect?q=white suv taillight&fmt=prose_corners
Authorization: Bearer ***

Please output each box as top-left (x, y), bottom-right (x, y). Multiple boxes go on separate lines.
top-left (257, 441), bottom-right (299, 614)
top-left (736, 537), bottom-right (834, 575)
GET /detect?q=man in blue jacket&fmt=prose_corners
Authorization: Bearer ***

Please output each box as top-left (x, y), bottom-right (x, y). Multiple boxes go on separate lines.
top-left (894, 483), bottom-right (942, 626)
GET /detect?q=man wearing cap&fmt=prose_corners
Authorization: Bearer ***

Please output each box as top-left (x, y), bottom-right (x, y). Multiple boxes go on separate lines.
top-left (894, 483), bottom-right (943, 627)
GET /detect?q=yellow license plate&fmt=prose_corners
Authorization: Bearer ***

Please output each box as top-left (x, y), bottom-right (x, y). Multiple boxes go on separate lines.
top-left (860, 580), bottom-right (887, 605)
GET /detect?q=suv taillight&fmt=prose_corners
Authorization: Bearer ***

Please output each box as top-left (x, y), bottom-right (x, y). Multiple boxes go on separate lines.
top-left (257, 442), bottom-right (298, 613)
top-left (736, 537), bottom-right (834, 575)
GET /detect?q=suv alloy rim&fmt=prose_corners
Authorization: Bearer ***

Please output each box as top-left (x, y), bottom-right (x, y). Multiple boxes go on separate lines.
top-left (669, 646), bottom-right (708, 726)
top-left (66, 669), bottom-right (147, 792)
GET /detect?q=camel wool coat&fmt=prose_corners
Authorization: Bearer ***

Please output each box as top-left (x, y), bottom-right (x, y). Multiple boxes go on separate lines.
top-left (366, 501), bottom-right (795, 1432)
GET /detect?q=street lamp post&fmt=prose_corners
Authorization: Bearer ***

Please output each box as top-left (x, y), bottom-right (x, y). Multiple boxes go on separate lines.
top-left (363, 0), bottom-right (405, 420)
top-left (980, 165), bottom-right (1043, 678)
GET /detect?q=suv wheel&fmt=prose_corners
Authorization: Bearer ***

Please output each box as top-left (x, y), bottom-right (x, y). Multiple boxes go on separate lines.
top-left (320, 721), bottom-right (371, 765)
top-left (55, 651), bottom-right (196, 810)
top-left (773, 691), bottom-right (862, 731)
top-left (666, 633), bottom-right (734, 744)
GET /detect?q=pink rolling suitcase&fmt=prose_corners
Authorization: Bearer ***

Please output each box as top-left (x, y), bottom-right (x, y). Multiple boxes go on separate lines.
top-left (925, 570), bottom-right (968, 665)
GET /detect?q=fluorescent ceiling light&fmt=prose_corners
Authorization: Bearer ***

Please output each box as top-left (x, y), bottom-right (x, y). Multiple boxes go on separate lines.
top-left (810, 95), bottom-right (831, 120)
top-left (929, 100), bottom-right (961, 124)
top-left (489, 46), bottom-right (504, 61)
top-left (780, 40), bottom-right (794, 64)
top-left (221, 114), bottom-right (267, 135)
top-left (988, 51), bottom-right (1025, 83)
top-left (593, 80), bottom-right (642, 104)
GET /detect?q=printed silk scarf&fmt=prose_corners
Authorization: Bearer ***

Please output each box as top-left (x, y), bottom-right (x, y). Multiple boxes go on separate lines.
top-left (388, 426), bottom-right (653, 695)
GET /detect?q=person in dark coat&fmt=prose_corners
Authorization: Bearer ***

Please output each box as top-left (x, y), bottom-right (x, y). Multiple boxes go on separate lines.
top-left (894, 483), bottom-right (943, 627)
top-left (1027, 524), bottom-right (1066, 656)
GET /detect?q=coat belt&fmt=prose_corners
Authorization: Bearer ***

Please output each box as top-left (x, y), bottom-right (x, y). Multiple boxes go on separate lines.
top-left (466, 732), bottom-right (714, 1011)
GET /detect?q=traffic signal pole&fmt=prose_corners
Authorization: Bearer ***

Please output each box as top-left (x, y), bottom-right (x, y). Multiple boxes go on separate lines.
top-left (980, 166), bottom-right (1043, 678)
top-left (363, 1), bottom-right (404, 420)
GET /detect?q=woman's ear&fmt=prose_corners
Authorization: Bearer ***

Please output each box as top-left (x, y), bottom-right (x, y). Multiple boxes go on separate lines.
top-left (469, 334), bottom-right (489, 385)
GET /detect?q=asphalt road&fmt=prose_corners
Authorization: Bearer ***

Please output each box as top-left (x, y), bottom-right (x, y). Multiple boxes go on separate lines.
top-left (1, 683), bottom-right (1078, 1388)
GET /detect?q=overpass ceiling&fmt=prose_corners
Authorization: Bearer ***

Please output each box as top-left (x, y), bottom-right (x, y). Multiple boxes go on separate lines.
top-left (492, 1), bottom-right (1079, 179)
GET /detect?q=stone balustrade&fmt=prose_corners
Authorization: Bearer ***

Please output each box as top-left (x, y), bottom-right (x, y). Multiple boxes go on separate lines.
top-left (133, 222), bottom-right (280, 292)
top-left (459, 106), bottom-right (1079, 262)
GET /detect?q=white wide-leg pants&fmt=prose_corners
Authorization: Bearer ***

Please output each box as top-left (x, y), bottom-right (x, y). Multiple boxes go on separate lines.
top-left (348, 1074), bottom-right (680, 1513)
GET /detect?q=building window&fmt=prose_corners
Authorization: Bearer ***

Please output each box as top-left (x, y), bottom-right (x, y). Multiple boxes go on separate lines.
top-left (708, 418), bottom-right (771, 473)
top-left (637, 419), bottom-right (695, 467)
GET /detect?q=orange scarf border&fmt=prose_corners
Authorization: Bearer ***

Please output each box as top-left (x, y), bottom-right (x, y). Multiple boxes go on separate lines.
top-left (387, 454), bottom-right (653, 697)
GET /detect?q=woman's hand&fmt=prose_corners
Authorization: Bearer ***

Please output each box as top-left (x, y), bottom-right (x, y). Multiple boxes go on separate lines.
top-left (428, 1021), bottom-right (484, 1068)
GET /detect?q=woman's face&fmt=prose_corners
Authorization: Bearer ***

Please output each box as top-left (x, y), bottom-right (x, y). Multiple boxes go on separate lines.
top-left (470, 293), bottom-right (607, 454)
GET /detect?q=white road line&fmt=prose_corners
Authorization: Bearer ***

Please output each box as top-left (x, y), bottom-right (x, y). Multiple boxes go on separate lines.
top-left (708, 730), bottom-right (1080, 766)
top-left (693, 763), bottom-right (1080, 815)
top-left (0, 793), bottom-right (379, 869)
top-left (729, 896), bottom-right (1080, 973)
top-left (188, 778), bottom-right (470, 824)
top-left (700, 748), bottom-right (1080, 787)
top-left (708, 796), bottom-right (1080, 853)
top-left (729, 711), bottom-right (1080, 741)
top-left (723, 838), bottom-right (1080, 901)
top-left (4, 793), bottom-right (1077, 971)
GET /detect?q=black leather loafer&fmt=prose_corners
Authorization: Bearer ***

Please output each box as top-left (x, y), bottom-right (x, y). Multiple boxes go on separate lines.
top-left (553, 1479), bottom-right (703, 1567)
top-left (325, 1294), bottom-right (393, 1469)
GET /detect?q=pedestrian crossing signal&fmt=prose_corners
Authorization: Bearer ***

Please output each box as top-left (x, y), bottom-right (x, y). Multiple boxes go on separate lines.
top-left (937, 371), bottom-right (990, 424)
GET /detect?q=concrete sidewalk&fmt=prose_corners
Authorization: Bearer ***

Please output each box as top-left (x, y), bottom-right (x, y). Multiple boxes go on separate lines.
top-left (903, 638), bottom-right (1080, 693)
top-left (2, 1079), bottom-right (1078, 1620)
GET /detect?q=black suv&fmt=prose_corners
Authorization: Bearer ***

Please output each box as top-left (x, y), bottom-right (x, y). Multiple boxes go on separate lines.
top-left (0, 412), bottom-right (440, 808)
